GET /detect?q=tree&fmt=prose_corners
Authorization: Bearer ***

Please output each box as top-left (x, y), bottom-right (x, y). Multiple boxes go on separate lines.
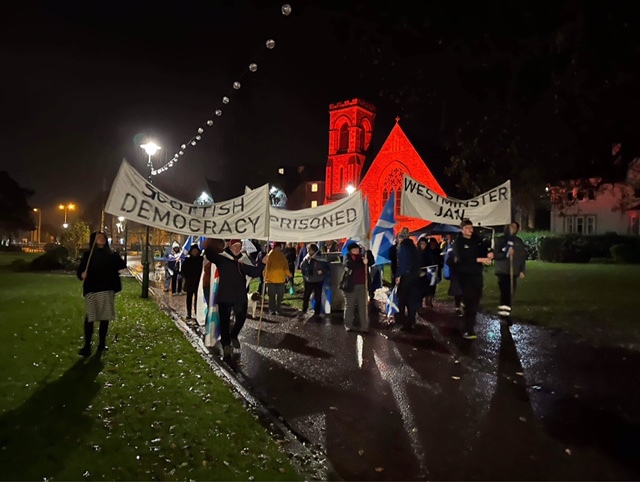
top-left (61, 220), bottom-right (90, 259)
top-left (0, 171), bottom-right (34, 239)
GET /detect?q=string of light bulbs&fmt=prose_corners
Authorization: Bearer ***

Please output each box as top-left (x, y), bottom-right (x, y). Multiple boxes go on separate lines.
top-left (151, 3), bottom-right (293, 176)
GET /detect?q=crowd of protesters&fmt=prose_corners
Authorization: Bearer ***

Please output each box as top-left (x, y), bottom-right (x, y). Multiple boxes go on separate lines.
top-left (76, 220), bottom-right (526, 358)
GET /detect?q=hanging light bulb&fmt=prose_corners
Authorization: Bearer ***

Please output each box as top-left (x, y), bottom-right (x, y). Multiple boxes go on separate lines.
top-left (181, 144), bottom-right (186, 149)
top-left (195, 135), bottom-right (201, 141)
top-left (179, 150), bottom-right (184, 155)
top-left (281, 4), bottom-right (292, 15)
top-left (222, 96), bottom-right (230, 104)
top-left (266, 39), bottom-right (275, 49)
top-left (191, 140), bottom-right (197, 146)
top-left (207, 119), bottom-right (214, 126)
top-left (249, 63), bottom-right (258, 72)
top-left (215, 109), bottom-right (222, 116)
top-left (233, 81), bottom-right (241, 90)
top-left (197, 127), bottom-right (204, 134)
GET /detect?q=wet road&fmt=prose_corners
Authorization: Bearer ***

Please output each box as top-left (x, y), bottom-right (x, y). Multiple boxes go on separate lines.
top-left (136, 262), bottom-right (640, 480)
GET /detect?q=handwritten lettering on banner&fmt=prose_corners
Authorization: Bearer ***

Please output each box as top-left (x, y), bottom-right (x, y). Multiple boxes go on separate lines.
top-left (401, 174), bottom-right (511, 226)
top-left (269, 191), bottom-right (366, 242)
top-left (105, 160), bottom-right (269, 237)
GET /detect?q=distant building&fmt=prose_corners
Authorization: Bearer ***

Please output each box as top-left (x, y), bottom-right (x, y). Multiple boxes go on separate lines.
top-left (549, 158), bottom-right (640, 235)
top-left (273, 165), bottom-right (325, 210)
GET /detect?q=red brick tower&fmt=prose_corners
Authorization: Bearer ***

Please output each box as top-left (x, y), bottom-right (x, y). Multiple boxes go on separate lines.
top-left (325, 99), bottom-right (376, 203)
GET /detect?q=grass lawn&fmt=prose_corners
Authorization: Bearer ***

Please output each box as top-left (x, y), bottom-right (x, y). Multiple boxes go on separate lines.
top-left (0, 258), bottom-right (300, 481)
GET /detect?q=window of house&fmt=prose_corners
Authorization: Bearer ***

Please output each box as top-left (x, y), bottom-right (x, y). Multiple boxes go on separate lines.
top-left (567, 191), bottom-right (573, 201)
top-left (311, 183), bottom-right (318, 192)
top-left (311, 200), bottom-right (318, 208)
top-left (635, 188), bottom-right (640, 199)
top-left (278, 168), bottom-right (284, 175)
top-left (577, 191), bottom-right (585, 201)
top-left (575, 216), bottom-right (585, 234)
top-left (631, 216), bottom-right (639, 235)
top-left (338, 124), bottom-right (349, 151)
top-left (587, 189), bottom-right (595, 200)
top-left (586, 215), bottom-right (596, 234)
top-left (382, 188), bottom-right (389, 207)
top-left (565, 216), bottom-right (575, 233)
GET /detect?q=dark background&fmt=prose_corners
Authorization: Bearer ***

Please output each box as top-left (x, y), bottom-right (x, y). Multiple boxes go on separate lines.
top-left (1, 0), bottom-right (639, 224)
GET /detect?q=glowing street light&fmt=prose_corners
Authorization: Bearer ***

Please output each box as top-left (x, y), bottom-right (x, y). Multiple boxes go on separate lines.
top-left (345, 184), bottom-right (356, 196)
top-left (140, 142), bottom-right (161, 299)
top-left (32, 208), bottom-right (41, 243)
top-left (59, 203), bottom-right (76, 227)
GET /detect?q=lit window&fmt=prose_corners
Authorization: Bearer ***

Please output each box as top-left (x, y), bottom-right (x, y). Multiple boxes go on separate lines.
top-left (586, 215), bottom-right (596, 234)
top-left (311, 200), bottom-right (318, 208)
top-left (311, 183), bottom-right (318, 192)
top-left (565, 216), bottom-right (575, 233)
top-left (278, 168), bottom-right (284, 175)
top-left (575, 216), bottom-right (584, 234)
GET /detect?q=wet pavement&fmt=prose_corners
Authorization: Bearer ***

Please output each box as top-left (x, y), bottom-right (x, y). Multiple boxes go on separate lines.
top-left (132, 260), bottom-right (640, 480)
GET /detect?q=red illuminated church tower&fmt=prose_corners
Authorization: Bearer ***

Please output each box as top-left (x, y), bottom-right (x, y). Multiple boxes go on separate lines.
top-left (325, 98), bottom-right (446, 233)
top-left (324, 99), bottom-right (376, 202)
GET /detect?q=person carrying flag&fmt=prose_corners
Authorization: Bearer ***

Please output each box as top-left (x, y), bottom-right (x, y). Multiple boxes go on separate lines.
top-left (494, 221), bottom-right (527, 325)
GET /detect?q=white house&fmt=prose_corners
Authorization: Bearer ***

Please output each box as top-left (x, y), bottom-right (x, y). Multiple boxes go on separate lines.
top-left (549, 159), bottom-right (640, 236)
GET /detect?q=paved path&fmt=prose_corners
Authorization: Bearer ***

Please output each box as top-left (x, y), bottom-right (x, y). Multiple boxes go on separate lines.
top-left (154, 282), bottom-right (640, 481)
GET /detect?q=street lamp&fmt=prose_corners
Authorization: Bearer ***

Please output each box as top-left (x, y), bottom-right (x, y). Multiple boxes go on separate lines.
top-left (59, 203), bottom-right (76, 228)
top-left (345, 184), bottom-right (356, 196)
top-left (32, 208), bottom-right (41, 244)
top-left (140, 142), bottom-right (161, 299)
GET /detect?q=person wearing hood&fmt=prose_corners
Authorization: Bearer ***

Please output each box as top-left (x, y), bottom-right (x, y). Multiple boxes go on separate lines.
top-left (299, 243), bottom-right (330, 319)
top-left (167, 241), bottom-right (185, 295)
top-left (181, 244), bottom-right (204, 321)
top-left (341, 242), bottom-right (373, 332)
top-left (76, 231), bottom-right (127, 357)
top-left (203, 238), bottom-right (264, 360)
top-left (395, 229), bottom-right (420, 331)
top-left (452, 219), bottom-right (493, 340)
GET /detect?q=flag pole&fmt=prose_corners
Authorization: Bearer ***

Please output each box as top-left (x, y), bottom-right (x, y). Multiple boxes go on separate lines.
top-left (257, 241), bottom-right (269, 347)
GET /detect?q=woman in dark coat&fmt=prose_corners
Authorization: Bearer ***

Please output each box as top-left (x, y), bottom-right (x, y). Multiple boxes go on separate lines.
top-left (181, 245), bottom-right (204, 320)
top-left (77, 231), bottom-right (126, 356)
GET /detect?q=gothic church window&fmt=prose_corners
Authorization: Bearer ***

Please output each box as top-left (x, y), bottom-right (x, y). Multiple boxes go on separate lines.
top-left (339, 124), bottom-right (349, 152)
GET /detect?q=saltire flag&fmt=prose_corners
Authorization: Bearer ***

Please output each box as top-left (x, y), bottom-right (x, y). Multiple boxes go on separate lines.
top-left (182, 235), bottom-right (206, 253)
top-left (204, 264), bottom-right (220, 347)
top-left (341, 239), bottom-right (359, 257)
top-left (385, 286), bottom-right (399, 317)
top-left (424, 265), bottom-right (439, 286)
top-left (322, 273), bottom-right (332, 314)
top-left (371, 191), bottom-right (396, 266)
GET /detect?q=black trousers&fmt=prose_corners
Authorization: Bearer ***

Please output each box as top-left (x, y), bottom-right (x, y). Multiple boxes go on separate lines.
top-left (186, 290), bottom-right (197, 317)
top-left (458, 274), bottom-right (483, 332)
top-left (218, 302), bottom-right (248, 347)
top-left (497, 274), bottom-right (518, 308)
top-left (396, 275), bottom-right (420, 327)
top-left (302, 281), bottom-right (323, 313)
top-left (84, 318), bottom-right (109, 347)
top-left (171, 272), bottom-right (182, 293)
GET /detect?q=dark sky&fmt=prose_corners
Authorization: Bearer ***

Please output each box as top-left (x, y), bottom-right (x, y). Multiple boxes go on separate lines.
top-left (2, 1), bottom-right (640, 226)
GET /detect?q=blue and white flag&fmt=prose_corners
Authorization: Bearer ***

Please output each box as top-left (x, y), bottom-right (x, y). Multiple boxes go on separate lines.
top-left (424, 265), bottom-right (439, 286)
top-left (371, 191), bottom-right (396, 266)
top-left (182, 235), bottom-right (205, 253)
top-left (385, 286), bottom-right (399, 316)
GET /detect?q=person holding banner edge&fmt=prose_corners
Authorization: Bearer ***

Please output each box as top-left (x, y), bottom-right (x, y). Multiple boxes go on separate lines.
top-left (452, 219), bottom-right (493, 340)
top-left (493, 222), bottom-right (527, 325)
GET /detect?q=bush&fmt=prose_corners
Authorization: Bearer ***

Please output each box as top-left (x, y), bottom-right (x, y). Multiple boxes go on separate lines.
top-left (538, 234), bottom-right (640, 263)
top-left (0, 244), bottom-right (23, 253)
top-left (519, 231), bottom-right (554, 260)
top-left (30, 246), bottom-right (70, 271)
top-left (610, 243), bottom-right (640, 264)
top-left (9, 258), bottom-right (30, 272)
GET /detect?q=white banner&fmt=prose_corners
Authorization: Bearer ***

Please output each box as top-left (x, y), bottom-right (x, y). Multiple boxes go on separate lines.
top-left (105, 160), bottom-right (270, 238)
top-left (269, 191), bottom-right (366, 242)
top-left (401, 174), bottom-right (511, 226)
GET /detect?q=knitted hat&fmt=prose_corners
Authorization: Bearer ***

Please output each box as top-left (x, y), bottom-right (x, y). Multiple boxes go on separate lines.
top-left (172, 241), bottom-right (180, 248)
top-left (229, 239), bottom-right (242, 247)
top-left (346, 242), bottom-right (359, 252)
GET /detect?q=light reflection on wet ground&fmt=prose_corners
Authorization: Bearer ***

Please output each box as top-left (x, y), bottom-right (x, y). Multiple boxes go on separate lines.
top-left (154, 279), bottom-right (640, 480)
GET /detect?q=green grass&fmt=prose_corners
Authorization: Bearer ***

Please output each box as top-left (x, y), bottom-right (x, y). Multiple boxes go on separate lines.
top-left (0, 251), bottom-right (39, 268)
top-left (0, 269), bottom-right (299, 481)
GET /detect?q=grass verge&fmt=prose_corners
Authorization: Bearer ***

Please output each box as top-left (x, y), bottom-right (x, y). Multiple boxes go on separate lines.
top-left (0, 268), bottom-right (300, 481)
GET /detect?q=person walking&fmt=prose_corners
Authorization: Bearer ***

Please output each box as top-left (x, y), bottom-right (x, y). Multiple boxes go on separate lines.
top-left (341, 242), bottom-right (370, 333)
top-left (181, 244), bottom-right (204, 321)
top-left (264, 242), bottom-right (291, 315)
top-left (167, 241), bottom-right (184, 295)
top-left (494, 221), bottom-right (527, 325)
top-left (299, 243), bottom-right (330, 319)
top-left (452, 220), bottom-right (493, 340)
top-left (395, 230), bottom-right (420, 331)
top-left (284, 242), bottom-right (297, 293)
top-left (77, 231), bottom-right (127, 357)
top-left (203, 239), bottom-right (263, 360)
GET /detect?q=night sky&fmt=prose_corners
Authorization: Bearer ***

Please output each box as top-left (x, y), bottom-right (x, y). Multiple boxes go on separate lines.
top-left (2, 1), bottom-right (639, 227)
